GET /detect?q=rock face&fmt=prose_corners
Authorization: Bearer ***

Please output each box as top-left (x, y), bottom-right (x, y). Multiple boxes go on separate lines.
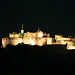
top-left (0, 45), bottom-right (75, 75)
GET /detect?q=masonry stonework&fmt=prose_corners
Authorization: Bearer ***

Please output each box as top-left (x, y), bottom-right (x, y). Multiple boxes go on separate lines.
top-left (2, 25), bottom-right (52, 48)
top-left (2, 24), bottom-right (75, 50)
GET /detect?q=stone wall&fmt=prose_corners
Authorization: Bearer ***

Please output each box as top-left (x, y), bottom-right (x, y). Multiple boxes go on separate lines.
top-left (47, 38), bottom-right (52, 45)
top-left (67, 44), bottom-right (75, 50)
top-left (23, 38), bottom-right (36, 45)
top-left (2, 37), bottom-right (52, 47)
top-left (2, 38), bottom-right (9, 48)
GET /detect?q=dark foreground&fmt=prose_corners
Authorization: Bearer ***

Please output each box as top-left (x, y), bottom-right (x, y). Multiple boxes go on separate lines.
top-left (0, 44), bottom-right (75, 75)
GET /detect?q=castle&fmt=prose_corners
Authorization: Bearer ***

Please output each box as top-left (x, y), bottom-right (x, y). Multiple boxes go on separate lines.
top-left (2, 24), bottom-right (75, 50)
top-left (2, 24), bottom-right (52, 48)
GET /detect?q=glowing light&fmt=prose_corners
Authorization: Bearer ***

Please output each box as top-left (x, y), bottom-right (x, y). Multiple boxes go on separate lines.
top-left (21, 30), bottom-right (24, 34)
top-left (67, 44), bottom-right (75, 50)
top-left (19, 39), bottom-right (22, 43)
top-left (38, 44), bottom-right (43, 46)
top-left (38, 33), bottom-right (43, 37)
top-left (28, 40), bottom-right (35, 45)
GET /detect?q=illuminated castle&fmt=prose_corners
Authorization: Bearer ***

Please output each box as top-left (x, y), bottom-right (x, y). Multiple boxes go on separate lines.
top-left (2, 24), bottom-right (52, 48)
top-left (2, 24), bottom-right (75, 50)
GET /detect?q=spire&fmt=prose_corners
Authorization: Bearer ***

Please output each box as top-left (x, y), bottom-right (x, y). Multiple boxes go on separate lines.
top-left (21, 24), bottom-right (24, 34)
top-left (22, 24), bottom-right (23, 29)
top-left (38, 27), bottom-right (40, 32)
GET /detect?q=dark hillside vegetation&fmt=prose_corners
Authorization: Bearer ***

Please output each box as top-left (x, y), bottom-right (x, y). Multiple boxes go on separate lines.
top-left (0, 44), bottom-right (75, 75)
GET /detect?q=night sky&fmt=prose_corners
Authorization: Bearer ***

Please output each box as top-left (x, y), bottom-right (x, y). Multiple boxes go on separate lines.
top-left (0, 0), bottom-right (75, 40)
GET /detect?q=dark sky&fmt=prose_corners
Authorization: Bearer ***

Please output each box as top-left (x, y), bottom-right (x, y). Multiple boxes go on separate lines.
top-left (0, 0), bottom-right (75, 39)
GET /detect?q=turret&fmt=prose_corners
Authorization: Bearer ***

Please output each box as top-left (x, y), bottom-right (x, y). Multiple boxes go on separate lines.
top-left (37, 27), bottom-right (40, 32)
top-left (37, 27), bottom-right (43, 37)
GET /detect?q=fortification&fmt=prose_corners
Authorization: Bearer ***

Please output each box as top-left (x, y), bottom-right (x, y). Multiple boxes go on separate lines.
top-left (2, 24), bottom-right (75, 50)
top-left (2, 24), bottom-right (52, 48)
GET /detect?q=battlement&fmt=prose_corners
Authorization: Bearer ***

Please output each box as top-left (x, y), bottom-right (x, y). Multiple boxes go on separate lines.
top-left (1, 24), bottom-right (75, 50)
top-left (2, 25), bottom-right (51, 48)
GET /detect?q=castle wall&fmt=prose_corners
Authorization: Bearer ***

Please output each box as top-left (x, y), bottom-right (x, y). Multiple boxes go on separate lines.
top-left (2, 38), bottom-right (23, 47)
top-left (56, 40), bottom-right (62, 44)
top-left (37, 32), bottom-right (43, 38)
top-left (55, 35), bottom-right (62, 40)
top-left (61, 38), bottom-right (70, 41)
top-left (23, 37), bottom-right (47, 46)
top-left (9, 33), bottom-right (21, 38)
top-left (10, 38), bottom-right (22, 46)
top-left (2, 38), bottom-right (10, 48)
top-left (47, 38), bottom-right (52, 45)
top-left (56, 40), bottom-right (74, 45)
top-left (36, 38), bottom-right (47, 46)
top-left (2, 28), bottom-right (52, 47)
top-left (24, 32), bottom-right (37, 38)
top-left (55, 35), bottom-right (71, 41)
top-left (2, 37), bottom-right (52, 47)
top-left (23, 38), bottom-right (36, 45)
top-left (56, 40), bottom-right (67, 44)
top-left (67, 44), bottom-right (75, 50)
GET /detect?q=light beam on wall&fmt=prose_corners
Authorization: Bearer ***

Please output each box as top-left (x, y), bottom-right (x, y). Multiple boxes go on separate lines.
top-left (28, 40), bottom-right (35, 45)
